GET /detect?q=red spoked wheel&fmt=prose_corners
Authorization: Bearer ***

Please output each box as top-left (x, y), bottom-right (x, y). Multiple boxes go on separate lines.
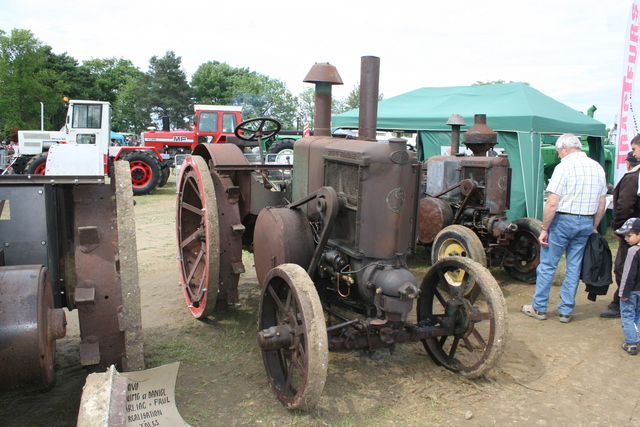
top-left (176, 156), bottom-right (220, 318)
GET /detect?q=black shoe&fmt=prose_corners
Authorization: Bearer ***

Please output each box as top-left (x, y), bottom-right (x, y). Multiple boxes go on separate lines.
top-left (559, 314), bottom-right (573, 323)
top-left (600, 308), bottom-right (621, 318)
top-left (622, 342), bottom-right (638, 355)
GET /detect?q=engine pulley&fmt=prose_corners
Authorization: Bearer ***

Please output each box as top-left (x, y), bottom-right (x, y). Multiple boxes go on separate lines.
top-left (0, 265), bottom-right (66, 390)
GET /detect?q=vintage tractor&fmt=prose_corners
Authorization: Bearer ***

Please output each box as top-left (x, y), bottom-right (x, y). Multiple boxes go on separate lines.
top-left (0, 101), bottom-right (143, 391)
top-left (418, 115), bottom-right (543, 283)
top-left (176, 57), bottom-right (507, 409)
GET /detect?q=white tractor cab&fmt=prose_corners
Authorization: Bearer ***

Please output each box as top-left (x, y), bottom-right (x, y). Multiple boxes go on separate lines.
top-left (16, 99), bottom-right (110, 176)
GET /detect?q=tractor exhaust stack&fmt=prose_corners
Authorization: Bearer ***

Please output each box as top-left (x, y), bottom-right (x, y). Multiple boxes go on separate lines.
top-left (357, 56), bottom-right (380, 141)
top-left (304, 62), bottom-right (343, 136)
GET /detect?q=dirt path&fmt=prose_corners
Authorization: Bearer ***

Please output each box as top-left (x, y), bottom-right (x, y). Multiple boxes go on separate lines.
top-left (1, 175), bottom-right (638, 426)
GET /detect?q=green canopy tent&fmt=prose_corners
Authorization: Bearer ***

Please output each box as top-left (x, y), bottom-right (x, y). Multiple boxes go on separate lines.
top-left (332, 83), bottom-right (606, 221)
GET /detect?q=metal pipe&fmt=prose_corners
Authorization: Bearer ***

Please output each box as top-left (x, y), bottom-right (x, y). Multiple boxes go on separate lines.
top-left (315, 82), bottom-right (333, 136)
top-left (446, 114), bottom-right (465, 155)
top-left (303, 62), bottom-right (343, 137)
top-left (451, 127), bottom-right (461, 155)
top-left (358, 56), bottom-right (380, 141)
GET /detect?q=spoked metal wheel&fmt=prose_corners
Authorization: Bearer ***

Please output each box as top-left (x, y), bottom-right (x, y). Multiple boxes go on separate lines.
top-left (417, 256), bottom-right (507, 378)
top-left (504, 217), bottom-right (542, 283)
top-left (176, 156), bottom-right (220, 318)
top-left (257, 264), bottom-right (328, 410)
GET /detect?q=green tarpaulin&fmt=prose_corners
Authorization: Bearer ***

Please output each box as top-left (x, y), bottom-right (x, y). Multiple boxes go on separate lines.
top-left (332, 82), bottom-right (606, 221)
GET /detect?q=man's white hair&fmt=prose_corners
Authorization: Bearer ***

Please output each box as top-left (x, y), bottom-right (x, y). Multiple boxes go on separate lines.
top-left (555, 134), bottom-right (582, 151)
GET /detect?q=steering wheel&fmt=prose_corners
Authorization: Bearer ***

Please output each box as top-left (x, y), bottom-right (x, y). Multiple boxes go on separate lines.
top-left (235, 117), bottom-right (281, 142)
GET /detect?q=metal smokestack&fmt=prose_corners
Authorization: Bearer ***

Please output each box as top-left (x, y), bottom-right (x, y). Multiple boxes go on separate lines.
top-left (358, 56), bottom-right (380, 141)
top-left (446, 114), bottom-right (466, 155)
top-left (303, 62), bottom-right (343, 137)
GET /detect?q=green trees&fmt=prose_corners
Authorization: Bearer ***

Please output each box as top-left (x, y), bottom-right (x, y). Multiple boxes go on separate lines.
top-left (0, 27), bottom-right (384, 138)
top-left (82, 58), bottom-right (142, 104)
top-left (82, 58), bottom-right (147, 133)
top-left (191, 61), bottom-right (298, 128)
top-left (333, 83), bottom-right (384, 114)
top-left (0, 29), bottom-right (52, 134)
top-left (191, 61), bottom-right (257, 105)
top-left (234, 75), bottom-right (298, 128)
top-left (472, 79), bottom-right (530, 86)
top-left (138, 52), bottom-right (192, 130)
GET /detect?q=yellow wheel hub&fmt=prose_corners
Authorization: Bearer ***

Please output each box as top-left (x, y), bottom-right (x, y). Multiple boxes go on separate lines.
top-left (439, 240), bottom-right (468, 285)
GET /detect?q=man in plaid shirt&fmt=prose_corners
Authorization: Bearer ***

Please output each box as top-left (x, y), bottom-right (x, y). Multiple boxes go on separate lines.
top-left (522, 134), bottom-right (608, 323)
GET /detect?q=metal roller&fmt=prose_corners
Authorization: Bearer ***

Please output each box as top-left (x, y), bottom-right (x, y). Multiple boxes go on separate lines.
top-left (0, 265), bottom-right (66, 390)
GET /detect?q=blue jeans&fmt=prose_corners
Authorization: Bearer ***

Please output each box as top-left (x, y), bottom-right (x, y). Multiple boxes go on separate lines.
top-left (532, 214), bottom-right (593, 315)
top-left (620, 292), bottom-right (640, 345)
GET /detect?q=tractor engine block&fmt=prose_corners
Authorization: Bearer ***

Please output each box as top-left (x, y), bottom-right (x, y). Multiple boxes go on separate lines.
top-left (292, 134), bottom-right (422, 321)
top-left (419, 153), bottom-right (515, 243)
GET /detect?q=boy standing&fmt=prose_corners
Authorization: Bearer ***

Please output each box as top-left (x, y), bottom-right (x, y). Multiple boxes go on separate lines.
top-left (614, 217), bottom-right (640, 355)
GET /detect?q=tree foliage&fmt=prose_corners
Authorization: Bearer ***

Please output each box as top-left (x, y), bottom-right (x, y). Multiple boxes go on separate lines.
top-left (332, 83), bottom-right (384, 115)
top-left (111, 78), bottom-right (153, 133)
top-left (1, 28), bottom-right (391, 137)
top-left (472, 79), bottom-right (530, 86)
top-left (191, 61), bottom-right (298, 128)
top-left (191, 61), bottom-right (257, 105)
top-left (82, 58), bottom-right (142, 104)
top-left (136, 51), bottom-right (192, 130)
top-left (235, 75), bottom-right (297, 128)
top-left (298, 86), bottom-right (315, 128)
top-left (81, 58), bottom-right (146, 133)
top-left (0, 29), bottom-right (50, 134)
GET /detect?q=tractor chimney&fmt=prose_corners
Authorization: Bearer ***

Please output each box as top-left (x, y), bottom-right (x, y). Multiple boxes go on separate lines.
top-left (463, 114), bottom-right (497, 156)
top-left (358, 56), bottom-right (380, 141)
top-left (304, 62), bottom-right (343, 136)
top-left (162, 116), bottom-right (170, 132)
top-left (446, 114), bottom-right (466, 155)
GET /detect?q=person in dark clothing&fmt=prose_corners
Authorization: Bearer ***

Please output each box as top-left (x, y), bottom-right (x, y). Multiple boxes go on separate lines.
top-left (613, 218), bottom-right (640, 355)
top-left (602, 138), bottom-right (640, 318)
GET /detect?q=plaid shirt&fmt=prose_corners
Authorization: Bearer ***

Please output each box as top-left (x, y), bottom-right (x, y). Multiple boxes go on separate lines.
top-left (546, 151), bottom-right (607, 215)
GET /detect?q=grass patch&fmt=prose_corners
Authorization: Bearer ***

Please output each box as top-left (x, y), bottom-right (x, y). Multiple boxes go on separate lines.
top-left (144, 304), bottom-right (258, 369)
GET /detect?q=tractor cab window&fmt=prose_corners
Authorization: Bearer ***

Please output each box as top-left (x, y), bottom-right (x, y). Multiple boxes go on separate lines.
top-left (222, 113), bottom-right (237, 133)
top-left (76, 134), bottom-right (97, 144)
top-left (198, 112), bottom-right (218, 133)
top-left (72, 104), bottom-right (102, 129)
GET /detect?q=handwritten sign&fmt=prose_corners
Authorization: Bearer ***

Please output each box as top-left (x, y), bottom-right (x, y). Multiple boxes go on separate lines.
top-left (121, 362), bottom-right (190, 427)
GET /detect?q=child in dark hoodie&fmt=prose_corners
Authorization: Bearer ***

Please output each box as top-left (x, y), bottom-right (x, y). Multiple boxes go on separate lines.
top-left (614, 217), bottom-right (640, 355)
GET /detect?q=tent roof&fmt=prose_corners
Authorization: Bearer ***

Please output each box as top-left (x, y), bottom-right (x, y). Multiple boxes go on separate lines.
top-left (332, 82), bottom-right (605, 136)
top-left (110, 131), bottom-right (124, 140)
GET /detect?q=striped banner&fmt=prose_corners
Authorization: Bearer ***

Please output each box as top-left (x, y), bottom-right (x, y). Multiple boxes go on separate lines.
top-left (615, 0), bottom-right (640, 184)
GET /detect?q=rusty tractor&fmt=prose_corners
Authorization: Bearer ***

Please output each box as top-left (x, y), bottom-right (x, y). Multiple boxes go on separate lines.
top-left (175, 56), bottom-right (508, 409)
top-left (418, 115), bottom-right (543, 283)
top-left (0, 159), bottom-right (143, 390)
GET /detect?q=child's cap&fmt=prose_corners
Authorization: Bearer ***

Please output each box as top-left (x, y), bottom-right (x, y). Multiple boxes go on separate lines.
top-left (615, 218), bottom-right (640, 234)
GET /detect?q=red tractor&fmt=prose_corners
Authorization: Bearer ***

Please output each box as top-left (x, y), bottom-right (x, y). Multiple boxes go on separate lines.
top-left (139, 104), bottom-right (243, 167)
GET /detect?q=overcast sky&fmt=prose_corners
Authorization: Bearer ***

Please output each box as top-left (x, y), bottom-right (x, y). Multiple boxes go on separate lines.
top-left (1, 0), bottom-right (633, 127)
